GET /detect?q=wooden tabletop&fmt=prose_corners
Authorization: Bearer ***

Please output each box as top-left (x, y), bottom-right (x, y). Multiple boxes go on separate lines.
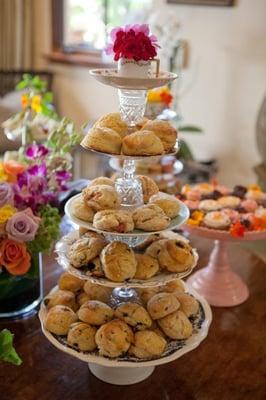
top-left (0, 235), bottom-right (265, 400)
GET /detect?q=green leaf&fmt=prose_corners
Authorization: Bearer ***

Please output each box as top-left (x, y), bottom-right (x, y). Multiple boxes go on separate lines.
top-left (178, 139), bottom-right (194, 161)
top-left (0, 329), bottom-right (22, 366)
top-left (15, 81), bottom-right (28, 90)
top-left (179, 125), bottom-right (203, 133)
top-left (43, 91), bottom-right (53, 103)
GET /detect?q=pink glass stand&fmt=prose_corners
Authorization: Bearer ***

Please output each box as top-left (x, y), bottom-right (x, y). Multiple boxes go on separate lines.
top-left (184, 226), bottom-right (266, 307)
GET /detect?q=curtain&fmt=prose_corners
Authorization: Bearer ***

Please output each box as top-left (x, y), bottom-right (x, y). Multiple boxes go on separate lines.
top-left (0, 0), bottom-right (34, 69)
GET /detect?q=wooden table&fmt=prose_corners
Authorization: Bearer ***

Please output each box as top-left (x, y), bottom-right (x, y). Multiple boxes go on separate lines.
top-left (0, 236), bottom-right (265, 400)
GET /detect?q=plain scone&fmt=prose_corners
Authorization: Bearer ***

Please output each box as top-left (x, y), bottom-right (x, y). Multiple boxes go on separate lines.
top-left (129, 330), bottom-right (167, 359)
top-left (94, 112), bottom-right (128, 138)
top-left (141, 120), bottom-right (177, 152)
top-left (81, 126), bottom-right (122, 154)
top-left (122, 130), bottom-right (164, 156)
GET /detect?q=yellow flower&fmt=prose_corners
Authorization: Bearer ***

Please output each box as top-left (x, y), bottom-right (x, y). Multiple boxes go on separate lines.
top-left (21, 94), bottom-right (29, 108)
top-left (0, 205), bottom-right (17, 224)
top-left (247, 184), bottom-right (261, 192)
top-left (187, 210), bottom-right (204, 226)
top-left (0, 163), bottom-right (8, 182)
top-left (31, 95), bottom-right (42, 113)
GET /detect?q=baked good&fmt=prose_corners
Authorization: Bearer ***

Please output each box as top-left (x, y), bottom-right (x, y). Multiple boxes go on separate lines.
top-left (68, 236), bottom-right (106, 268)
top-left (77, 292), bottom-right (91, 307)
top-left (82, 184), bottom-right (120, 211)
top-left (89, 177), bottom-right (115, 187)
top-left (199, 199), bottom-right (222, 212)
top-left (44, 289), bottom-right (77, 311)
top-left (134, 234), bottom-right (161, 251)
top-left (147, 292), bottom-right (180, 320)
top-left (175, 293), bottom-right (199, 317)
top-left (95, 319), bottom-right (134, 357)
top-left (145, 239), bottom-right (166, 259)
top-left (44, 305), bottom-right (78, 336)
top-left (135, 117), bottom-right (149, 129)
top-left (192, 183), bottom-right (214, 195)
top-left (100, 242), bottom-right (137, 282)
top-left (134, 253), bottom-right (160, 280)
top-left (114, 302), bottom-right (152, 330)
top-left (159, 279), bottom-right (185, 294)
top-left (78, 300), bottom-right (114, 325)
top-left (67, 322), bottom-right (97, 351)
top-left (203, 211), bottom-right (231, 229)
top-left (137, 175), bottom-right (159, 203)
top-left (141, 120), bottom-right (177, 152)
top-left (85, 257), bottom-right (104, 278)
top-left (133, 204), bottom-right (170, 231)
top-left (158, 310), bottom-right (192, 339)
top-left (217, 196), bottom-right (241, 209)
top-left (138, 287), bottom-right (159, 305)
top-left (129, 330), bottom-right (166, 359)
top-left (94, 113), bottom-right (128, 138)
top-left (93, 209), bottom-right (134, 233)
top-left (245, 189), bottom-right (266, 203)
top-left (149, 192), bottom-right (180, 218)
top-left (71, 196), bottom-right (95, 222)
top-left (154, 239), bottom-right (194, 273)
top-left (83, 281), bottom-right (112, 303)
top-left (240, 199), bottom-right (258, 212)
top-left (81, 126), bottom-right (122, 154)
top-left (122, 130), bottom-right (164, 156)
top-left (58, 272), bottom-right (84, 293)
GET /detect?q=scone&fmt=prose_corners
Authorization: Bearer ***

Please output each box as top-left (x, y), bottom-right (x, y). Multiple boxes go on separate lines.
top-left (114, 302), bottom-right (152, 330)
top-left (71, 196), bottom-right (95, 222)
top-left (149, 193), bottom-right (180, 219)
top-left (95, 319), bottom-right (134, 357)
top-left (158, 310), bottom-right (192, 339)
top-left (94, 113), bottom-right (128, 138)
top-left (133, 204), bottom-right (170, 231)
top-left (67, 322), bottom-right (97, 351)
top-left (141, 120), bottom-right (177, 152)
top-left (147, 292), bottom-right (180, 320)
top-left (199, 199), bottom-right (221, 212)
top-left (77, 291), bottom-right (91, 307)
top-left (83, 281), bottom-right (112, 303)
top-left (58, 272), bottom-right (84, 293)
top-left (134, 234), bottom-right (161, 251)
top-left (137, 287), bottom-right (159, 305)
top-left (89, 177), bottom-right (115, 187)
top-left (175, 293), bottom-right (199, 317)
top-left (159, 279), bottom-right (185, 294)
top-left (93, 209), bottom-right (134, 233)
top-left (68, 236), bottom-right (106, 268)
top-left (100, 242), bottom-right (137, 282)
top-left (44, 305), bottom-right (78, 336)
top-left (44, 289), bottom-right (77, 311)
top-left (122, 130), bottom-right (164, 156)
top-left (78, 300), bottom-right (114, 325)
top-left (129, 330), bottom-right (166, 359)
top-left (85, 257), bottom-right (104, 278)
top-left (217, 196), bottom-right (241, 209)
top-left (82, 184), bottom-right (120, 211)
top-left (81, 126), bottom-right (122, 154)
top-left (137, 175), bottom-right (159, 203)
top-left (134, 253), bottom-right (160, 280)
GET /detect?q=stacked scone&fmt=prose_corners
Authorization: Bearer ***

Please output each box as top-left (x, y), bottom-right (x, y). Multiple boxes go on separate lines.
top-left (67, 229), bottom-right (196, 283)
top-left (71, 175), bottom-right (182, 233)
top-left (44, 273), bottom-right (199, 360)
top-left (81, 113), bottom-right (177, 156)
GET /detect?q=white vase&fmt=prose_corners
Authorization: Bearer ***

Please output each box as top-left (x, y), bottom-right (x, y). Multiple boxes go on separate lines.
top-left (117, 58), bottom-right (151, 78)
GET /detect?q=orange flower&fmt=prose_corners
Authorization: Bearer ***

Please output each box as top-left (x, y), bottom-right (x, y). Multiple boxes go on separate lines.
top-left (187, 210), bottom-right (204, 226)
top-left (3, 160), bottom-right (26, 183)
top-left (0, 239), bottom-right (31, 276)
top-left (21, 94), bottom-right (29, 108)
top-left (229, 221), bottom-right (245, 237)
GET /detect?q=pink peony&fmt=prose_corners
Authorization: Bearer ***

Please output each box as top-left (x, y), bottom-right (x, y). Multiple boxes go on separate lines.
top-left (6, 208), bottom-right (41, 242)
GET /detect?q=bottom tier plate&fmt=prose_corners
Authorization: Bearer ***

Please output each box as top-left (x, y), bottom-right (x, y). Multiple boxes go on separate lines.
top-left (39, 286), bottom-right (212, 368)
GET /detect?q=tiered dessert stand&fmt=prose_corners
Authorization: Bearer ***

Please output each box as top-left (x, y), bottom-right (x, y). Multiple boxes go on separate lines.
top-left (39, 68), bottom-right (212, 385)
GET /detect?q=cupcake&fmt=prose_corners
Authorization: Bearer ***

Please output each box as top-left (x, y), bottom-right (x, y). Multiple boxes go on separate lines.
top-left (203, 211), bottom-right (231, 230)
top-left (199, 199), bottom-right (221, 212)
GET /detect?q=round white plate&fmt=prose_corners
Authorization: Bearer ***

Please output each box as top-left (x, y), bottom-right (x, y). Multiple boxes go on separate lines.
top-left (64, 193), bottom-right (190, 237)
top-left (109, 158), bottom-right (183, 176)
top-left (55, 230), bottom-right (198, 288)
top-left (39, 285), bottom-right (212, 368)
top-left (89, 69), bottom-right (178, 90)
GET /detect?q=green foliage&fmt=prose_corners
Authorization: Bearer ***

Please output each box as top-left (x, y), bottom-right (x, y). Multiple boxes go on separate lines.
top-left (47, 118), bottom-right (82, 155)
top-left (16, 74), bottom-right (47, 93)
top-left (179, 125), bottom-right (203, 133)
top-left (178, 139), bottom-right (194, 161)
top-left (0, 329), bottom-right (22, 366)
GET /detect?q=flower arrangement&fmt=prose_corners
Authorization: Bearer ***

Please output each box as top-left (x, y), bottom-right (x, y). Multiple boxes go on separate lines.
top-left (106, 24), bottom-right (159, 62)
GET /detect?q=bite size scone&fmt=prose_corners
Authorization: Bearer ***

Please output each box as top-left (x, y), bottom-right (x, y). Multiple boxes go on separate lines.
top-left (217, 196), bottom-right (241, 209)
top-left (174, 293), bottom-right (199, 317)
top-left (71, 196), bottom-right (95, 222)
top-left (83, 281), bottom-right (112, 303)
top-left (199, 199), bottom-right (221, 212)
top-left (147, 292), bottom-right (180, 320)
top-left (141, 120), bottom-right (177, 152)
top-left (122, 130), bottom-right (164, 156)
top-left (89, 176), bottom-right (115, 187)
top-left (81, 126), bottom-right (122, 154)
top-left (67, 322), bottom-right (97, 351)
top-left (159, 279), bottom-right (185, 294)
top-left (137, 287), bottom-right (159, 305)
top-left (95, 319), bottom-right (134, 357)
top-left (134, 253), bottom-right (160, 280)
top-left (203, 211), bottom-right (231, 230)
top-left (134, 234), bottom-right (161, 251)
top-left (58, 272), bottom-right (84, 293)
top-left (44, 289), bottom-right (77, 311)
top-left (149, 192), bottom-right (180, 219)
top-left (100, 242), bottom-right (137, 282)
top-left (85, 257), bottom-right (104, 278)
top-left (94, 113), bottom-right (128, 138)
top-left (45, 305), bottom-right (78, 336)
top-left (77, 292), bottom-right (91, 307)
top-left (68, 236), bottom-right (106, 268)
top-left (78, 300), bottom-right (114, 325)
top-left (82, 184), bottom-right (120, 211)
top-left (114, 302), bottom-right (152, 330)
top-left (129, 330), bottom-right (167, 359)
top-left (158, 310), bottom-right (192, 340)
top-left (137, 175), bottom-right (159, 203)
top-left (133, 204), bottom-right (170, 231)
top-left (93, 210), bottom-right (134, 233)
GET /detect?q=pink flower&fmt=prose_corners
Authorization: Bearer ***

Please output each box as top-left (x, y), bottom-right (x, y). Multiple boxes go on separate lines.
top-left (0, 182), bottom-right (13, 207)
top-left (6, 208), bottom-right (40, 242)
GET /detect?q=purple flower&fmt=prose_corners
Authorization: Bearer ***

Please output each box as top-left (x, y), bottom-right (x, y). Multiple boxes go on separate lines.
top-left (6, 208), bottom-right (40, 242)
top-left (26, 144), bottom-right (49, 159)
top-left (17, 164), bottom-right (48, 194)
top-left (0, 182), bottom-right (13, 207)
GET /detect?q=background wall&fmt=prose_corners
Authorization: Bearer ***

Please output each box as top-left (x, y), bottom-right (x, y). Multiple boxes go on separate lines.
top-left (34, 0), bottom-right (266, 185)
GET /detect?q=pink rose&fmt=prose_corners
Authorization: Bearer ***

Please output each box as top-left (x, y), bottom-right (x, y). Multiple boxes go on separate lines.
top-left (6, 208), bottom-right (40, 242)
top-left (0, 182), bottom-right (13, 207)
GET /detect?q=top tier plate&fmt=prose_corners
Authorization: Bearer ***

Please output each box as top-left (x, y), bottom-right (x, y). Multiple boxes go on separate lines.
top-left (89, 69), bottom-right (178, 90)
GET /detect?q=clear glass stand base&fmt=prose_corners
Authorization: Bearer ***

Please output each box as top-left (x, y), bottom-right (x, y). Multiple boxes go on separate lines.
top-left (118, 89), bottom-right (147, 127)
top-left (115, 159), bottom-right (143, 210)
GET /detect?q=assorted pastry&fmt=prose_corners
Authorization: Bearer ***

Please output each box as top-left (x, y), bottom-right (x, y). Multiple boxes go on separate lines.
top-left (66, 229), bottom-right (196, 283)
top-left (71, 176), bottom-right (182, 233)
top-left (81, 113), bottom-right (178, 156)
top-left (180, 182), bottom-right (266, 236)
top-left (43, 273), bottom-right (200, 360)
